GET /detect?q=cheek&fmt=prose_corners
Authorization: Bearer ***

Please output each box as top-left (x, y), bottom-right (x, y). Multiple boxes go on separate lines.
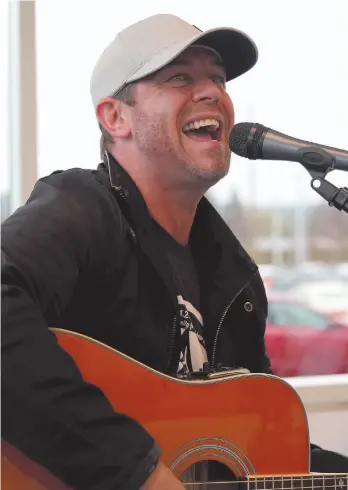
top-left (223, 96), bottom-right (235, 131)
top-left (164, 92), bottom-right (191, 130)
top-left (136, 91), bottom-right (189, 144)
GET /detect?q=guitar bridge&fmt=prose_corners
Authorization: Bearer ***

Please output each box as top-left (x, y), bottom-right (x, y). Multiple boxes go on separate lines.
top-left (175, 363), bottom-right (250, 381)
top-left (208, 368), bottom-right (250, 379)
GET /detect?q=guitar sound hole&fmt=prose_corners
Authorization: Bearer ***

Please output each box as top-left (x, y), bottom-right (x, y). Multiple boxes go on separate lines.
top-left (180, 461), bottom-right (236, 488)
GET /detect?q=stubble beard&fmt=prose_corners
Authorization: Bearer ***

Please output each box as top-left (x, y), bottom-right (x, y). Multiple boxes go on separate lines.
top-left (133, 110), bottom-right (230, 185)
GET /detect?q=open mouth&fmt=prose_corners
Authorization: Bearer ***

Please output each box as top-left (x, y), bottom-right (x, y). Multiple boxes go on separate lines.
top-left (182, 118), bottom-right (221, 142)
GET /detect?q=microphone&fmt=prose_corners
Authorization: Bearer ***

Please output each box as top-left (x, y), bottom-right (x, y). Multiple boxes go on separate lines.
top-left (229, 122), bottom-right (348, 172)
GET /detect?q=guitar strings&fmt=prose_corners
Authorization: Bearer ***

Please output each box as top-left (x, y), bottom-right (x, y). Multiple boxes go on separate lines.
top-left (183, 486), bottom-right (347, 489)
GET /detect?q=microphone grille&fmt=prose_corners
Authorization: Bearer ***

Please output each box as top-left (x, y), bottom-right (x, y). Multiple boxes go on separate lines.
top-left (229, 122), bottom-right (255, 157)
top-left (229, 122), bottom-right (268, 159)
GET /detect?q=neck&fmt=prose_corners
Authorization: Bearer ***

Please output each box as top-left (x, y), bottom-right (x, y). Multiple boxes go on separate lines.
top-left (110, 150), bottom-right (203, 245)
top-left (147, 188), bottom-right (199, 245)
top-left (140, 180), bottom-right (201, 245)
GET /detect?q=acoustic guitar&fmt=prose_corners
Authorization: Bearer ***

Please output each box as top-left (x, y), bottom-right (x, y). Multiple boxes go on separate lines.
top-left (2, 328), bottom-right (348, 489)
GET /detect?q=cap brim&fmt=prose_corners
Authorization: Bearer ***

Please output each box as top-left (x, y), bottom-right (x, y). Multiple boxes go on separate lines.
top-left (126, 26), bottom-right (258, 87)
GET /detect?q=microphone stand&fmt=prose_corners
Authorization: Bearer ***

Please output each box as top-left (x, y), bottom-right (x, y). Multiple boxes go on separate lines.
top-left (297, 146), bottom-right (348, 214)
top-left (309, 177), bottom-right (348, 213)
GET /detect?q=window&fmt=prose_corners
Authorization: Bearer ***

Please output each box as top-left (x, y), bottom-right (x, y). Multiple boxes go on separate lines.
top-left (0, 0), bottom-right (9, 221)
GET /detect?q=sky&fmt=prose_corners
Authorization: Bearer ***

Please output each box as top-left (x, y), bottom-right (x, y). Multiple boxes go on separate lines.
top-left (1, 0), bottom-right (348, 208)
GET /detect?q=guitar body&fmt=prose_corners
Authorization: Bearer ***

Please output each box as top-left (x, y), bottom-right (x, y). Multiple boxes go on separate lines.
top-left (2, 329), bottom-right (311, 490)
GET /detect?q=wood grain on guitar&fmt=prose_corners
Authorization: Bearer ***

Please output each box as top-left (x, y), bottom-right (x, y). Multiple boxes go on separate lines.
top-left (2, 328), bottom-right (348, 490)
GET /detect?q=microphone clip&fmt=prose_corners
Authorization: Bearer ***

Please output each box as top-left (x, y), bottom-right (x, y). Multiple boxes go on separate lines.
top-left (298, 146), bottom-right (348, 213)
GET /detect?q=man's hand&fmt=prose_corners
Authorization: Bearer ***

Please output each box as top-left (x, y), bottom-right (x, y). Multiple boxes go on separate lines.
top-left (141, 461), bottom-right (186, 490)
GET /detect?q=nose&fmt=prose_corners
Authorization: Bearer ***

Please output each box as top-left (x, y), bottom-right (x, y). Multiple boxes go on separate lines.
top-left (192, 78), bottom-right (221, 104)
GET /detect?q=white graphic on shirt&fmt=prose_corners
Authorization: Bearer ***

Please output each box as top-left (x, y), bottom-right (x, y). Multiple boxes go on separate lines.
top-left (176, 295), bottom-right (208, 374)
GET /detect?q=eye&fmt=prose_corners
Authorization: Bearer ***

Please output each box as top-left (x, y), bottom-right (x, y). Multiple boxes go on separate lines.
top-left (167, 73), bottom-right (190, 83)
top-left (211, 75), bottom-right (226, 87)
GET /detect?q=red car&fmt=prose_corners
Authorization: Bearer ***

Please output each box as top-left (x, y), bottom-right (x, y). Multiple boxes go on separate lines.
top-left (265, 294), bottom-right (348, 377)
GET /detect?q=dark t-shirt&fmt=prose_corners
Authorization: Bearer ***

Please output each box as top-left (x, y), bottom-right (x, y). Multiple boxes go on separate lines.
top-left (153, 220), bottom-right (208, 374)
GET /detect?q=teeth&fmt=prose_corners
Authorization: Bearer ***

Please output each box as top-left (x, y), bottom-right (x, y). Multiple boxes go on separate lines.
top-left (183, 118), bottom-right (220, 132)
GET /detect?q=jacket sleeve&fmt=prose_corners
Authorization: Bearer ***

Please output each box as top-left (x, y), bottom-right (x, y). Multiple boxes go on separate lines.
top-left (1, 170), bottom-right (161, 490)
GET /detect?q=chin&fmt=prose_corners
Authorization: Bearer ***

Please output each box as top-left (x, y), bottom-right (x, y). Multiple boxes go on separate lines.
top-left (190, 159), bottom-right (230, 184)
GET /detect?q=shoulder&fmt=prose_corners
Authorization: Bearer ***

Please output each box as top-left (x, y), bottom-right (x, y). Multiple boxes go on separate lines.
top-left (34, 167), bottom-right (111, 203)
top-left (27, 167), bottom-right (121, 227)
top-left (2, 167), bottom-right (126, 259)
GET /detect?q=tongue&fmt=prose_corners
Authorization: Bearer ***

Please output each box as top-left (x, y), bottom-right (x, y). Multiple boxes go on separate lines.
top-left (184, 129), bottom-right (213, 142)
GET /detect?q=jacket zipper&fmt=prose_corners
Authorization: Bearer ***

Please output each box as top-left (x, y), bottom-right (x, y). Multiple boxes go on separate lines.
top-left (211, 270), bottom-right (258, 369)
top-left (114, 184), bottom-right (178, 373)
top-left (166, 314), bottom-right (177, 372)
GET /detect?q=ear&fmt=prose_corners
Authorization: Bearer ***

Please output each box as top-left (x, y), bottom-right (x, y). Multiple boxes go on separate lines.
top-left (95, 97), bottom-right (131, 140)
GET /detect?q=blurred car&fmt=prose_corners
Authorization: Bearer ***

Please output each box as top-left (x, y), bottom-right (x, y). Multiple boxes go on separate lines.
top-left (265, 293), bottom-right (348, 377)
top-left (289, 280), bottom-right (348, 319)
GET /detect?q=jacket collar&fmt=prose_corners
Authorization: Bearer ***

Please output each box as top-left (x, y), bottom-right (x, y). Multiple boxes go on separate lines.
top-left (100, 153), bottom-right (257, 310)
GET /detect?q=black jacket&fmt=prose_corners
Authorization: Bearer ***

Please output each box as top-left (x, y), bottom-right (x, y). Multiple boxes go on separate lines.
top-left (2, 154), bottom-right (272, 490)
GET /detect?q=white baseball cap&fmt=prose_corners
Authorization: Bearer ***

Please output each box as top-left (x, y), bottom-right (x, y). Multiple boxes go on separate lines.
top-left (90, 14), bottom-right (258, 108)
